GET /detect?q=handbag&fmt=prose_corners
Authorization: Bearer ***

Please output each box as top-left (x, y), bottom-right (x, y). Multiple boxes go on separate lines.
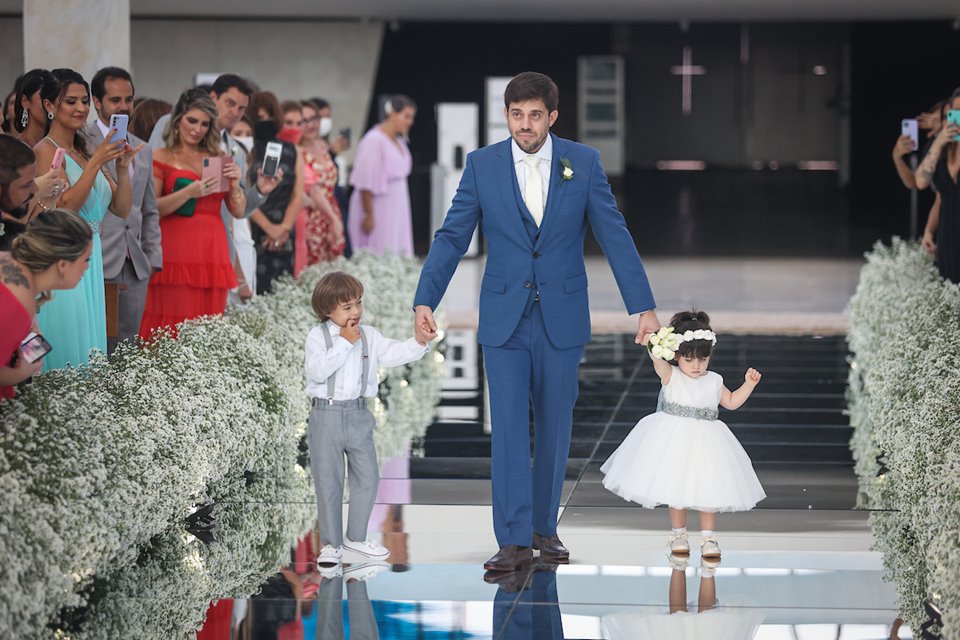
top-left (172, 177), bottom-right (197, 217)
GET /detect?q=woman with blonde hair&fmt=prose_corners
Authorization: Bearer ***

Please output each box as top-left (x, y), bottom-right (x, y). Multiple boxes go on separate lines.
top-left (139, 89), bottom-right (246, 338)
top-left (0, 208), bottom-right (93, 399)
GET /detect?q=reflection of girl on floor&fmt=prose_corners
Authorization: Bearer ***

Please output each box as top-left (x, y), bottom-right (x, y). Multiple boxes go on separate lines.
top-left (601, 558), bottom-right (764, 640)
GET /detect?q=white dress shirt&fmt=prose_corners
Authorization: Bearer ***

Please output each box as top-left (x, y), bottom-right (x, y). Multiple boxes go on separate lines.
top-left (304, 321), bottom-right (430, 400)
top-left (511, 134), bottom-right (552, 211)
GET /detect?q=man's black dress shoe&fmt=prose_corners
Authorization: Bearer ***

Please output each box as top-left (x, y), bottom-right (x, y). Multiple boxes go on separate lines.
top-left (483, 545), bottom-right (534, 572)
top-left (532, 533), bottom-right (570, 562)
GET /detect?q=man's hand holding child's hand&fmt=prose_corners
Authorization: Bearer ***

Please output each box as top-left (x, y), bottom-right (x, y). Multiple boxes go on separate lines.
top-left (341, 320), bottom-right (362, 344)
top-left (416, 326), bottom-right (438, 347)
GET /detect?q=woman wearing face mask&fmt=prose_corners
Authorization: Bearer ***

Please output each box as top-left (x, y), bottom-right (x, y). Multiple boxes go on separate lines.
top-left (246, 93), bottom-right (304, 294)
top-left (228, 114), bottom-right (257, 300)
top-left (347, 94), bottom-right (416, 257)
top-left (294, 100), bottom-right (345, 276)
top-left (33, 68), bottom-right (138, 371)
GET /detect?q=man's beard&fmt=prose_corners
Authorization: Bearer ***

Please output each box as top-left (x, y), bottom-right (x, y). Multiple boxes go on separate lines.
top-left (1, 194), bottom-right (31, 222)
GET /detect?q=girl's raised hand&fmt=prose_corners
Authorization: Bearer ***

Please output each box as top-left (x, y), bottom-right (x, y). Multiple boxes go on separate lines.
top-left (744, 368), bottom-right (762, 386)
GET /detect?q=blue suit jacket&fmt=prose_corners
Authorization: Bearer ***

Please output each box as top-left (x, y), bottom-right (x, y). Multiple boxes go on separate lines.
top-left (414, 134), bottom-right (655, 349)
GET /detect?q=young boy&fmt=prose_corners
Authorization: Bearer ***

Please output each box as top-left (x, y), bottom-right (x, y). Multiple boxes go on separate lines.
top-left (305, 271), bottom-right (437, 566)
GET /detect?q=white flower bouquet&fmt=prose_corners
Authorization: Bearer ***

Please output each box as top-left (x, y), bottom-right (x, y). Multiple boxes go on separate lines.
top-left (647, 326), bottom-right (681, 361)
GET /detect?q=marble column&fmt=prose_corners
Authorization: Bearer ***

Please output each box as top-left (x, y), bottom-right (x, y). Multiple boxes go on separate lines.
top-left (23, 0), bottom-right (130, 83)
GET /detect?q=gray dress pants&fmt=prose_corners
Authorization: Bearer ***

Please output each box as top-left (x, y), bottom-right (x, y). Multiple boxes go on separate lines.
top-left (307, 400), bottom-right (380, 547)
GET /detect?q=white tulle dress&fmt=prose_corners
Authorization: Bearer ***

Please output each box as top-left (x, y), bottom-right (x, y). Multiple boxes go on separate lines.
top-left (600, 369), bottom-right (766, 512)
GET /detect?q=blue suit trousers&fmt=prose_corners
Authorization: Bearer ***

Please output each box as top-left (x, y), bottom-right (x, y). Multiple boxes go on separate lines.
top-left (483, 299), bottom-right (584, 547)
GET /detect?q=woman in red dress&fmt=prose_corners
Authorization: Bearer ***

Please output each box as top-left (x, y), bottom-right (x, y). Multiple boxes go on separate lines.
top-left (295, 99), bottom-right (345, 276)
top-left (139, 89), bottom-right (246, 338)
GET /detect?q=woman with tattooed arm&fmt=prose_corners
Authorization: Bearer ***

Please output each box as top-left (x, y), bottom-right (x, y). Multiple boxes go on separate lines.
top-left (914, 88), bottom-right (960, 283)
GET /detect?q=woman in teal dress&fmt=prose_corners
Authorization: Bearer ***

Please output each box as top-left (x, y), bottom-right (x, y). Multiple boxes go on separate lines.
top-left (32, 68), bottom-right (136, 371)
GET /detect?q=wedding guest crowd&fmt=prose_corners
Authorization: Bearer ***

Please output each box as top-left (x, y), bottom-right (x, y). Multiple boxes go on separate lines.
top-left (0, 63), bottom-right (415, 398)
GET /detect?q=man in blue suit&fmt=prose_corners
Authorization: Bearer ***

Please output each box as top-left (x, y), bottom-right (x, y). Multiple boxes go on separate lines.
top-left (414, 72), bottom-right (660, 571)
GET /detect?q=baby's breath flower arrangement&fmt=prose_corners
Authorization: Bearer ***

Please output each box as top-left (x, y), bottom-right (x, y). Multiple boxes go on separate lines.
top-left (0, 250), bottom-right (445, 639)
top-left (847, 237), bottom-right (960, 637)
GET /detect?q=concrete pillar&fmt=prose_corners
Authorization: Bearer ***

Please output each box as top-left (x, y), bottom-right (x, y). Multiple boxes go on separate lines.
top-left (23, 0), bottom-right (130, 83)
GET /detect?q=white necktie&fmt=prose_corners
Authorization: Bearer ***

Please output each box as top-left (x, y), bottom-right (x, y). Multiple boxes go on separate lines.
top-left (523, 155), bottom-right (544, 227)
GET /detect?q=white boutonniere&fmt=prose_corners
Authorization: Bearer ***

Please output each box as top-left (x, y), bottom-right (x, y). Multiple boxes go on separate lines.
top-left (230, 146), bottom-right (239, 157)
top-left (560, 157), bottom-right (573, 180)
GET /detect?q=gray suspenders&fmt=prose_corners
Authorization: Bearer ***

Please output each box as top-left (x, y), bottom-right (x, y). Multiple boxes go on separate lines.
top-left (319, 323), bottom-right (370, 403)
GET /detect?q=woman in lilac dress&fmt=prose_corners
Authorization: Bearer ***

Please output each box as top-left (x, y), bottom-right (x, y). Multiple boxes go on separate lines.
top-left (347, 95), bottom-right (416, 257)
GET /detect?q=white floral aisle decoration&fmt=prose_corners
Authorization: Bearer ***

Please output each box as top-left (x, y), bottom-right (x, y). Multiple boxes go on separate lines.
top-left (846, 237), bottom-right (960, 637)
top-left (0, 250), bottom-right (445, 639)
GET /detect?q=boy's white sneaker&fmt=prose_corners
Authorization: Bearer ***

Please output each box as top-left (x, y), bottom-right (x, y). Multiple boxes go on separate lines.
top-left (344, 561), bottom-right (391, 582)
top-left (316, 544), bottom-right (343, 566)
top-left (317, 564), bottom-right (344, 580)
top-left (343, 538), bottom-right (390, 559)
top-left (668, 531), bottom-right (690, 555)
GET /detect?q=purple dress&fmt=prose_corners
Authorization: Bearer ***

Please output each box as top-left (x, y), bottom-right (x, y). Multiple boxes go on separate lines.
top-left (347, 127), bottom-right (414, 257)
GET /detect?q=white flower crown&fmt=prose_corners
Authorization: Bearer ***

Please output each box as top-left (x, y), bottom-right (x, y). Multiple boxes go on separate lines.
top-left (647, 326), bottom-right (718, 361)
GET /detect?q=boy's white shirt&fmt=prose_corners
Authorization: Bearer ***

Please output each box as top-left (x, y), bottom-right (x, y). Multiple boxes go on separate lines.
top-left (304, 320), bottom-right (430, 400)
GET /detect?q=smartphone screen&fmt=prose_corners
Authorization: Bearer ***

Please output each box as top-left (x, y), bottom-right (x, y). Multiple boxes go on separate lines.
top-left (109, 114), bottom-right (129, 144)
top-left (262, 142), bottom-right (283, 177)
top-left (901, 118), bottom-right (919, 150)
top-left (20, 332), bottom-right (53, 364)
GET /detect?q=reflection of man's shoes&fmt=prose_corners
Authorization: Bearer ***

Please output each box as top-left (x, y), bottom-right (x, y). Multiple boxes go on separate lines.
top-left (700, 537), bottom-right (721, 559)
top-left (668, 552), bottom-right (689, 572)
top-left (700, 555), bottom-right (720, 576)
top-left (318, 564), bottom-right (344, 580)
top-left (483, 569), bottom-right (528, 592)
top-left (344, 537), bottom-right (390, 559)
top-left (532, 533), bottom-right (570, 562)
top-left (344, 561), bottom-right (390, 583)
top-left (316, 544), bottom-right (343, 567)
top-left (483, 545), bottom-right (534, 572)
top-left (533, 558), bottom-right (561, 573)
top-left (668, 531), bottom-right (690, 555)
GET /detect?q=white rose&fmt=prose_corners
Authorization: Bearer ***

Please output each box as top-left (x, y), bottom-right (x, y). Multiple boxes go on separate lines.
top-left (649, 335), bottom-right (661, 346)
top-left (657, 327), bottom-right (671, 339)
top-left (683, 330), bottom-right (694, 341)
top-left (652, 345), bottom-right (664, 358)
top-left (662, 349), bottom-right (675, 361)
top-left (562, 167), bottom-right (574, 179)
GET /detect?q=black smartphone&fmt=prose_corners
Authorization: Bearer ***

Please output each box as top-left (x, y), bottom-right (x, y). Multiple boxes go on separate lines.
top-left (20, 332), bottom-right (53, 364)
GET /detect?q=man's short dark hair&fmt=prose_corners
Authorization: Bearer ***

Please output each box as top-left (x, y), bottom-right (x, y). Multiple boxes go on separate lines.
top-left (91, 66), bottom-right (134, 101)
top-left (211, 74), bottom-right (253, 98)
top-left (504, 72), bottom-right (559, 113)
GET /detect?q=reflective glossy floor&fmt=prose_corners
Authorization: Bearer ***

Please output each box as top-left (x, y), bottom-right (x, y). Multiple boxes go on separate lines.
top-left (202, 333), bottom-right (913, 639)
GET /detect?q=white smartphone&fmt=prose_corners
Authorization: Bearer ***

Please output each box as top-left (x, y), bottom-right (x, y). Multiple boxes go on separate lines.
top-left (109, 113), bottom-right (129, 144)
top-left (262, 142), bottom-right (283, 177)
top-left (901, 118), bottom-right (919, 150)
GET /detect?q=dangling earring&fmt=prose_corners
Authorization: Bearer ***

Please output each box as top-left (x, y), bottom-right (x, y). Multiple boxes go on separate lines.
top-left (46, 112), bottom-right (53, 120)
top-left (20, 109), bottom-right (28, 129)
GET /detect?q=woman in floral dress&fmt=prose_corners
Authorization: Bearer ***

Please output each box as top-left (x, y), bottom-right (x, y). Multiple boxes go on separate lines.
top-left (295, 100), bottom-right (345, 276)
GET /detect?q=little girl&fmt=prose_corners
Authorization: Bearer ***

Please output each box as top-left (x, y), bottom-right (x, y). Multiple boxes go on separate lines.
top-left (600, 310), bottom-right (766, 559)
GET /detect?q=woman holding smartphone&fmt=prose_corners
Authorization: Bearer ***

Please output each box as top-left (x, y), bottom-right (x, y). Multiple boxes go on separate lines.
top-left (138, 89), bottom-right (245, 339)
top-left (32, 68), bottom-right (137, 371)
top-left (247, 93), bottom-right (303, 294)
top-left (0, 208), bottom-right (94, 399)
top-left (915, 87), bottom-right (960, 284)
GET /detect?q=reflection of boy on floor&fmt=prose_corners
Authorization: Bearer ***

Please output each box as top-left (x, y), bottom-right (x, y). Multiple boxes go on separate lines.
top-left (304, 272), bottom-right (435, 567)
